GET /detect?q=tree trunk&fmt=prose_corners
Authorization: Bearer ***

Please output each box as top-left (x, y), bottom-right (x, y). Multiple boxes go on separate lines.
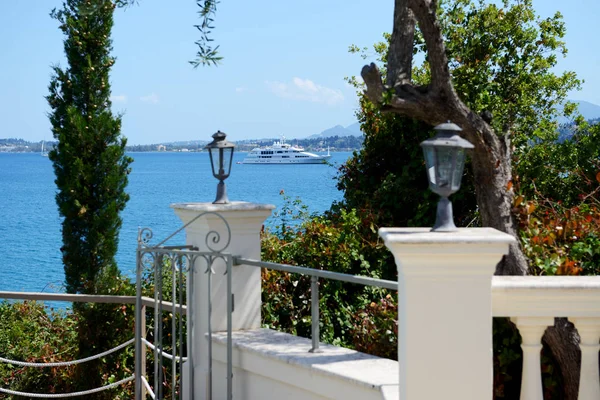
top-left (360, 0), bottom-right (580, 396)
top-left (465, 124), bottom-right (529, 276)
top-left (543, 319), bottom-right (581, 400)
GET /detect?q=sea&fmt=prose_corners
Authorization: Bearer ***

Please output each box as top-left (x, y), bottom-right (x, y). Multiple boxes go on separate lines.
top-left (0, 151), bottom-right (352, 293)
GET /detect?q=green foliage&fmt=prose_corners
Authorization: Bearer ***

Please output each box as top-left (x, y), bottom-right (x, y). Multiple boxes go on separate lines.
top-left (511, 119), bottom-right (600, 276)
top-left (260, 5), bottom-right (598, 398)
top-left (48, 0), bottom-right (132, 295)
top-left (351, 294), bottom-right (397, 360)
top-left (336, 95), bottom-right (478, 229)
top-left (343, 11), bottom-right (480, 232)
top-left (0, 302), bottom-right (79, 396)
top-left (46, 4), bottom-right (133, 395)
top-left (190, 0), bottom-right (222, 67)
top-left (0, 264), bottom-right (187, 399)
top-left (515, 120), bottom-right (600, 207)
top-left (442, 0), bottom-right (580, 144)
top-left (262, 197), bottom-right (394, 349)
top-left (0, 296), bottom-right (136, 399)
top-left (516, 188), bottom-right (600, 276)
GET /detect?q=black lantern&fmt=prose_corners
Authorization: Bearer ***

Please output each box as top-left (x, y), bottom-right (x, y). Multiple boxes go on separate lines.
top-left (205, 130), bottom-right (235, 204)
top-left (420, 122), bottom-right (474, 232)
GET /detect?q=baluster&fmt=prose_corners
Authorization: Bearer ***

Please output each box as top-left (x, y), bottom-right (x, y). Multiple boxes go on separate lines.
top-left (571, 318), bottom-right (600, 400)
top-left (512, 317), bottom-right (553, 400)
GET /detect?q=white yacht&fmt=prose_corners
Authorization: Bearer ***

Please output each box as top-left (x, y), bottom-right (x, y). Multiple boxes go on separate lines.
top-left (241, 139), bottom-right (331, 164)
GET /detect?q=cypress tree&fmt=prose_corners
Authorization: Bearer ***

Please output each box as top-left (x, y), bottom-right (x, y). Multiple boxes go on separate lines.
top-left (47, 2), bottom-right (132, 395)
top-left (47, 0), bottom-right (131, 295)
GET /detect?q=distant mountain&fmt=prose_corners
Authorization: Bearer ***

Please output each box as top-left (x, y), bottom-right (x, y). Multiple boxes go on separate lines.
top-left (556, 101), bottom-right (600, 142)
top-left (345, 122), bottom-right (363, 135)
top-left (573, 100), bottom-right (600, 121)
top-left (558, 100), bottom-right (600, 124)
top-left (306, 123), bottom-right (363, 139)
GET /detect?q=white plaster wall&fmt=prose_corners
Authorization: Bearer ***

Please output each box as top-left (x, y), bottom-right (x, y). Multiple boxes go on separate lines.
top-left (210, 329), bottom-right (398, 400)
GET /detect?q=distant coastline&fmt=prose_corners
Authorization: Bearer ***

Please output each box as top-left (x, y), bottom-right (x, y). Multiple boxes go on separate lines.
top-left (1, 134), bottom-right (364, 154)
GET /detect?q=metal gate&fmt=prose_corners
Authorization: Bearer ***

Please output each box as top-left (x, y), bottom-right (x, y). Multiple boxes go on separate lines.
top-left (134, 212), bottom-right (233, 400)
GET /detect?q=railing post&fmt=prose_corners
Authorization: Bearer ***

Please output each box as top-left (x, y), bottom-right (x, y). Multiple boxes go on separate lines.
top-left (572, 318), bottom-right (600, 400)
top-left (135, 247), bottom-right (143, 400)
top-left (379, 227), bottom-right (514, 400)
top-left (309, 276), bottom-right (321, 353)
top-left (141, 304), bottom-right (147, 399)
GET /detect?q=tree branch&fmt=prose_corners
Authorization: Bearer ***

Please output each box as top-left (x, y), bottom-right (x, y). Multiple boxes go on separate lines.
top-left (407, 0), bottom-right (452, 94)
top-left (361, 63), bottom-right (386, 104)
top-left (388, 0), bottom-right (416, 87)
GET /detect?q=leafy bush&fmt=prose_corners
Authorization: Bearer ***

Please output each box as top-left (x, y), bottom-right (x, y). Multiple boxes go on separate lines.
top-left (350, 294), bottom-right (397, 360)
top-left (0, 301), bottom-right (78, 396)
top-left (518, 199), bottom-right (600, 276)
top-left (262, 199), bottom-right (394, 349)
top-left (0, 278), bottom-right (136, 399)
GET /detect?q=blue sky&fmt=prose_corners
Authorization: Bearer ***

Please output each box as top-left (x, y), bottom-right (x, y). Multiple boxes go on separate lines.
top-left (1, 0), bottom-right (598, 145)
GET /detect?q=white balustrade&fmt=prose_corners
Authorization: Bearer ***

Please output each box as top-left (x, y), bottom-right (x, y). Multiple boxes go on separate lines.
top-left (511, 317), bottom-right (552, 400)
top-left (571, 318), bottom-right (600, 400)
top-left (380, 227), bottom-right (514, 400)
top-left (493, 276), bottom-right (600, 400)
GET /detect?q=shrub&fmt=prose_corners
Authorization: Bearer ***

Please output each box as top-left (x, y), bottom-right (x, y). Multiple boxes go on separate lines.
top-left (261, 199), bottom-right (394, 349)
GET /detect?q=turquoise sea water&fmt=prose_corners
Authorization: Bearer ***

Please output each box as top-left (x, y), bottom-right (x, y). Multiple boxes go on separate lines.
top-left (0, 151), bottom-right (350, 293)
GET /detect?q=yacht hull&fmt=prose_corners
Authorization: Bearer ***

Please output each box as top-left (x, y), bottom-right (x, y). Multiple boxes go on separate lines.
top-left (241, 156), bottom-right (331, 164)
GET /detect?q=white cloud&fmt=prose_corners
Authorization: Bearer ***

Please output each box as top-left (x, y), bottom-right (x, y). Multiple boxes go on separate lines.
top-left (235, 86), bottom-right (248, 93)
top-left (111, 94), bottom-right (127, 103)
top-left (140, 93), bottom-right (159, 104)
top-left (265, 78), bottom-right (344, 105)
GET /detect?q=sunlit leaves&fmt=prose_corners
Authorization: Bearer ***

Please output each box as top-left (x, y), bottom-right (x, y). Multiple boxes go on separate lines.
top-left (516, 191), bottom-right (600, 276)
top-left (261, 195), bottom-right (394, 353)
top-left (439, 0), bottom-right (581, 145)
top-left (189, 0), bottom-right (223, 67)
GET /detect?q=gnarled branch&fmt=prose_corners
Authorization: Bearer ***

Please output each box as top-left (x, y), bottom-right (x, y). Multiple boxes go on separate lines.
top-left (407, 0), bottom-right (453, 95)
top-left (361, 63), bottom-right (386, 104)
top-left (388, 0), bottom-right (416, 87)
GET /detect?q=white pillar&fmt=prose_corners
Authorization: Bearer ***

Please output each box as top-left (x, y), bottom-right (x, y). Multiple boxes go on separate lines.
top-left (173, 202), bottom-right (274, 400)
top-left (511, 317), bottom-right (552, 400)
top-left (379, 227), bottom-right (514, 400)
top-left (571, 317), bottom-right (600, 400)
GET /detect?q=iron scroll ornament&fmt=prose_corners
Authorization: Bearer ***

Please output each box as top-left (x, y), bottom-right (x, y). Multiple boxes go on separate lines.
top-left (137, 211), bottom-right (232, 254)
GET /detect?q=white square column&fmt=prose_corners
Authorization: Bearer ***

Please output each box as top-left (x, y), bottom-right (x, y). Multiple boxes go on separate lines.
top-left (379, 227), bottom-right (515, 400)
top-left (172, 201), bottom-right (274, 400)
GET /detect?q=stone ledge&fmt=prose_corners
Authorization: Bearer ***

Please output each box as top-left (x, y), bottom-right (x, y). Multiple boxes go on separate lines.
top-left (492, 276), bottom-right (600, 318)
top-left (493, 276), bottom-right (600, 290)
top-left (211, 328), bottom-right (398, 399)
top-left (171, 201), bottom-right (275, 213)
top-left (379, 227), bottom-right (516, 244)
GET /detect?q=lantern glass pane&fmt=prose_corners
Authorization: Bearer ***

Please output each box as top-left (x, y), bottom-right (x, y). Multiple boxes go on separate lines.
top-left (207, 148), bottom-right (217, 177)
top-left (222, 147), bottom-right (234, 177)
top-left (434, 147), bottom-right (455, 190)
top-left (211, 148), bottom-right (222, 177)
top-left (451, 148), bottom-right (466, 190)
top-left (423, 146), bottom-right (436, 186)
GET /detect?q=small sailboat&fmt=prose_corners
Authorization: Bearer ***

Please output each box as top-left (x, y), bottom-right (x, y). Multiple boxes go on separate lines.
top-left (41, 140), bottom-right (49, 157)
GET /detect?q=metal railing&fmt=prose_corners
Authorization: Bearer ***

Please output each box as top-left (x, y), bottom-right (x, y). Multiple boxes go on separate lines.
top-left (0, 291), bottom-right (187, 399)
top-left (0, 209), bottom-right (397, 399)
top-left (0, 292), bottom-right (134, 398)
top-left (136, 210), bottom-right (235, 400)
top-left (233, 257), bottom-right (398, 353)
